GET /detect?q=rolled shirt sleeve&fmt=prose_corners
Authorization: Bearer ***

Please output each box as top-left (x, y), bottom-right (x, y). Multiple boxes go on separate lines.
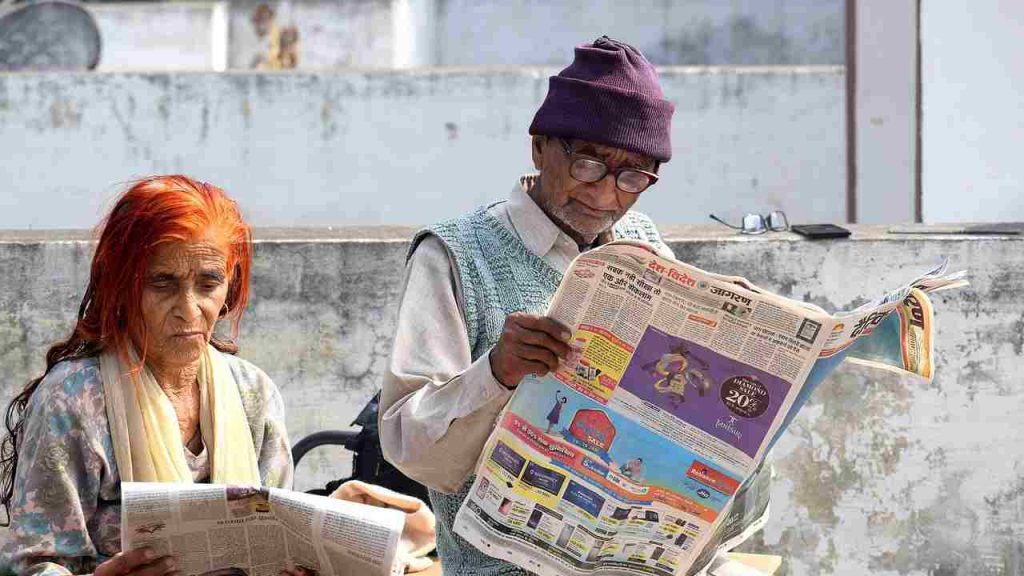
top-left (379, 235), bottom-right (513, 494)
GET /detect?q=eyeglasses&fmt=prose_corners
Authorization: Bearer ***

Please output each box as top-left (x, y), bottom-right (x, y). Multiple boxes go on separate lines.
top-left (557, 138), bottom-right (659, 195)
top-left (709, 211), bottom-right (789, 234)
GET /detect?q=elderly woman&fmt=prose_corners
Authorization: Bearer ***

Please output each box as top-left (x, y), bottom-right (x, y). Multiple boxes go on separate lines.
top-left (0, 176), bottom-right (294, 576)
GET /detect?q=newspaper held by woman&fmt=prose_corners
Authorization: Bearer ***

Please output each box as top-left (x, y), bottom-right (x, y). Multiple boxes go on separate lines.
top-left (121, 483), bottom-right (406, 576)
top-left (452, 240), bottom-right (967, 576)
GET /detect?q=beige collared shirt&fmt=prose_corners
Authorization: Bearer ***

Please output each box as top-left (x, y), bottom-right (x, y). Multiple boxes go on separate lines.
top-left (379, 178), bottom-right (670, 493)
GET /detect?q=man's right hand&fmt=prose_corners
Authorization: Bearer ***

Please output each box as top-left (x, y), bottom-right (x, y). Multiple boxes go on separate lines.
top-left (489, 313), bottom-right (572, 389)
top-left (94, 548), bottom-right (178, 576)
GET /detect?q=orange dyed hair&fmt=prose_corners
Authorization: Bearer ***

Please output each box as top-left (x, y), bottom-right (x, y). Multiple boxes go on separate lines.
top-left (82, 175), bottom-right (253, 359)
top-left (1, 175), bottom-right (254, 519)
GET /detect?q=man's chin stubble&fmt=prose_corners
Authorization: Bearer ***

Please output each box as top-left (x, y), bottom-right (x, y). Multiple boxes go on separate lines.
top-left (558, 210), bottom-right (616, 238)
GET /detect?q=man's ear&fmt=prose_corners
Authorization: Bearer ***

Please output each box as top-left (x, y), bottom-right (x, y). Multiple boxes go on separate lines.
top-left (531, 135), bottom-right (546, 171)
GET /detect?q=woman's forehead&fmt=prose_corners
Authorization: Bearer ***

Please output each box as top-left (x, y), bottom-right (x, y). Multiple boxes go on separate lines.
top-left (148, 239), bottom-right (227, 271)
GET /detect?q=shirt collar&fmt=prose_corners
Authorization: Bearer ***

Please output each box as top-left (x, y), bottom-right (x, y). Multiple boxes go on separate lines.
top-left (507, 175), bottom-right (618, 257)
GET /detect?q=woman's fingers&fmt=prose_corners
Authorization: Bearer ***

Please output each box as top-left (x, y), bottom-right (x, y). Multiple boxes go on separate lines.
top-left (95, 550), bottom-right (147, 576)
top-left (130, 556), bottom-right (177, 576)
top-left (95, 549), bottom-right (174, 576)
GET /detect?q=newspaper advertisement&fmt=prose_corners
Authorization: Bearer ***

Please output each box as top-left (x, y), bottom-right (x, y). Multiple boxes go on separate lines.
top-left (452, 240), bottom-right (966, 576)
top-left (121, 482), bottom-right (406, 576)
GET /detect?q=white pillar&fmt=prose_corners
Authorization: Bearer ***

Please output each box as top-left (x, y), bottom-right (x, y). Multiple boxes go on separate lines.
top-left (392, 0), bottom-right (436, 69)
top-left (921, 0), bottom-right (1024, 223)
top-left (210, 1), bottom-right (229, 72)
top-left (852, 0), bottom-right (919, 223)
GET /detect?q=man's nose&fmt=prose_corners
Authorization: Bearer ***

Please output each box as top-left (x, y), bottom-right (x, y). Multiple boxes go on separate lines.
top-left (579, 174), bottom-right (620, 208)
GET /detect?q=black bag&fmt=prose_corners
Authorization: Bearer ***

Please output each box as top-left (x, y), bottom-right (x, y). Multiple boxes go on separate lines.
top-left (307, 391), bottom-right (432, 509)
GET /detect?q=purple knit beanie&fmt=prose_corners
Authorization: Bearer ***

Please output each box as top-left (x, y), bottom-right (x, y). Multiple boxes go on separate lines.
top-left (529, 36), bottom-right (674, 162)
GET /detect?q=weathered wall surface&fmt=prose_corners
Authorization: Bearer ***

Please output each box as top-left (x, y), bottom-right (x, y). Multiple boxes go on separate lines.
top-left (90, 0), bottom-right (397, 72)
top-left (670, 233), bottom-right (1024, 576)
top-left (0, 227), bottom-right (1020, 575)
top-left (90, 3), bottom-right (218, 72)
top-left (435, 0), bottom-right (843, 66)
top-left (79, 0), bottom-right (840, 71)
top-left (0, 68), bottom-right (845, 229)
top-left (227, 0), bottom-right (395, 70)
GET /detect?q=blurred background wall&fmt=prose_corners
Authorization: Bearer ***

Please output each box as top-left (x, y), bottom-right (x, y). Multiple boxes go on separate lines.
top-left (0, 67), bottom-right (844, 228)
top-left (4, 0), bottom-right (850, 229)
top-left (5, 0), bottom-right (1018, 229)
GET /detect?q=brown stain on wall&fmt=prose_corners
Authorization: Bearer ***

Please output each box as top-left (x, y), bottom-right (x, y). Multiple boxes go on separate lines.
top-left (49, 98), bottom-right (81, 129)
top-left (867, 471), bottom-right (984, 575)
top-left (748, 365), bottom-right (915, 574)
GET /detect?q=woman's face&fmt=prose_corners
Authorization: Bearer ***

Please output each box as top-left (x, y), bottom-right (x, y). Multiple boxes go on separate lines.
top-left (135, 237), bottom-right (230, 371)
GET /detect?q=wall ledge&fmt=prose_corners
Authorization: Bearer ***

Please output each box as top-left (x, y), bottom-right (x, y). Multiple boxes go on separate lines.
top-left (1, 224), bottom-right (1019, 245)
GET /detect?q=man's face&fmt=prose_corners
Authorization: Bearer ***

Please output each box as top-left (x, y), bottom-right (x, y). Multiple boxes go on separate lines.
top-left (531, 136), bottom-right (657, 244)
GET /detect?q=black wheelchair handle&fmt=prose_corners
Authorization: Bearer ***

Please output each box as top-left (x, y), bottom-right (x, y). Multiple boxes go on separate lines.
top-left (291, 429), bottom-right (359, 467)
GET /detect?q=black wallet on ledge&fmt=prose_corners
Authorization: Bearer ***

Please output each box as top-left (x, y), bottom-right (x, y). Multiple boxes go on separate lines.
top-left (790, 224), bottom-right (852, 239)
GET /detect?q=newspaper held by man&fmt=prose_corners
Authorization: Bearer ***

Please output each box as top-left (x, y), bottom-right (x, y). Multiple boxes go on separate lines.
top-left (121, 482), bottom-right (406, 576)
top-left (452, 240), bottom-right (966, 576)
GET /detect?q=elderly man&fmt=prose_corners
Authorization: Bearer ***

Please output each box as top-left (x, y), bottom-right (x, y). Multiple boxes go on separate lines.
top-left (380, 37), bottom-right (676, 575)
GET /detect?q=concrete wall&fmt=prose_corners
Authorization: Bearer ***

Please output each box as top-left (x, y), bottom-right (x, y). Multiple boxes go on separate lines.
top-left (0, 68), bottom-right (845, 229)
top-left (88, 1), bottom-right (395, 72)
top-left (227, 0), bottom-right (394, 70)
top-left (921, 0), bottom-right (1024, 223)
top-left (434, 0), bottom-right (843, 66)
top-left (81, 0), bottom-right (839, 71)
top-left (90, 2), bottom-right (220, 72)
top-left (0, 226), bottom-right (1021, 575)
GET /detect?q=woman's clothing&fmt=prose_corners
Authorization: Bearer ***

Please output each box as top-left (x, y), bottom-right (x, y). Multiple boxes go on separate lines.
top-left (185, 442), bottom-right (211, 482)
top-left (1, 354), bottom-right (293, 576)
top-left (99, 346), bottom-right (261, 485)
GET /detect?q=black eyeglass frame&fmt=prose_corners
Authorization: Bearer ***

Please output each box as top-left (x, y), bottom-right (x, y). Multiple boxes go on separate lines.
top-left (556, 138), bottom-right (660, 195)
top-left (709, 211), bottom-right (790, 235)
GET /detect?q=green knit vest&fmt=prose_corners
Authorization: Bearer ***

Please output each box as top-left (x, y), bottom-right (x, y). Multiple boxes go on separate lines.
top-left (409, 202), bottom-right (667, 576)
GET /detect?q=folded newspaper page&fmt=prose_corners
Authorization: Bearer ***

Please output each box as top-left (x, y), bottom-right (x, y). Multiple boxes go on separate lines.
top-left (121, 483), bottom-right (406, 576)
top-left (452, 240), bottom-right (966, 576)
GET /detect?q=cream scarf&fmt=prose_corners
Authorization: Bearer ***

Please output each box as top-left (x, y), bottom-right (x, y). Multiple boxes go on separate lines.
top-left (99, 345), bottom-right (261, 485)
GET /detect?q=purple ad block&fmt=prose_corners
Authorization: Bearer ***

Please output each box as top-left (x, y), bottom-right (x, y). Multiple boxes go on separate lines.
top-left (619, 327), bottom-right (791, 457)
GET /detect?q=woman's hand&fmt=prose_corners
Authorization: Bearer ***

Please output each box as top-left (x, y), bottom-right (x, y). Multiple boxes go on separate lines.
top-left (95, 548), bottom-right (178, 576)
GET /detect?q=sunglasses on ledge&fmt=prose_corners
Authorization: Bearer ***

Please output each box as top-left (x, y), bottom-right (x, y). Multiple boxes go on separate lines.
top-left (709, 211), bottom-right (790, 235)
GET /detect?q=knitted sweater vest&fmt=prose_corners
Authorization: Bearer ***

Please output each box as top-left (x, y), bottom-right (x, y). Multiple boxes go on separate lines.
top-left (409, 203), bottom-right (667, 576)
